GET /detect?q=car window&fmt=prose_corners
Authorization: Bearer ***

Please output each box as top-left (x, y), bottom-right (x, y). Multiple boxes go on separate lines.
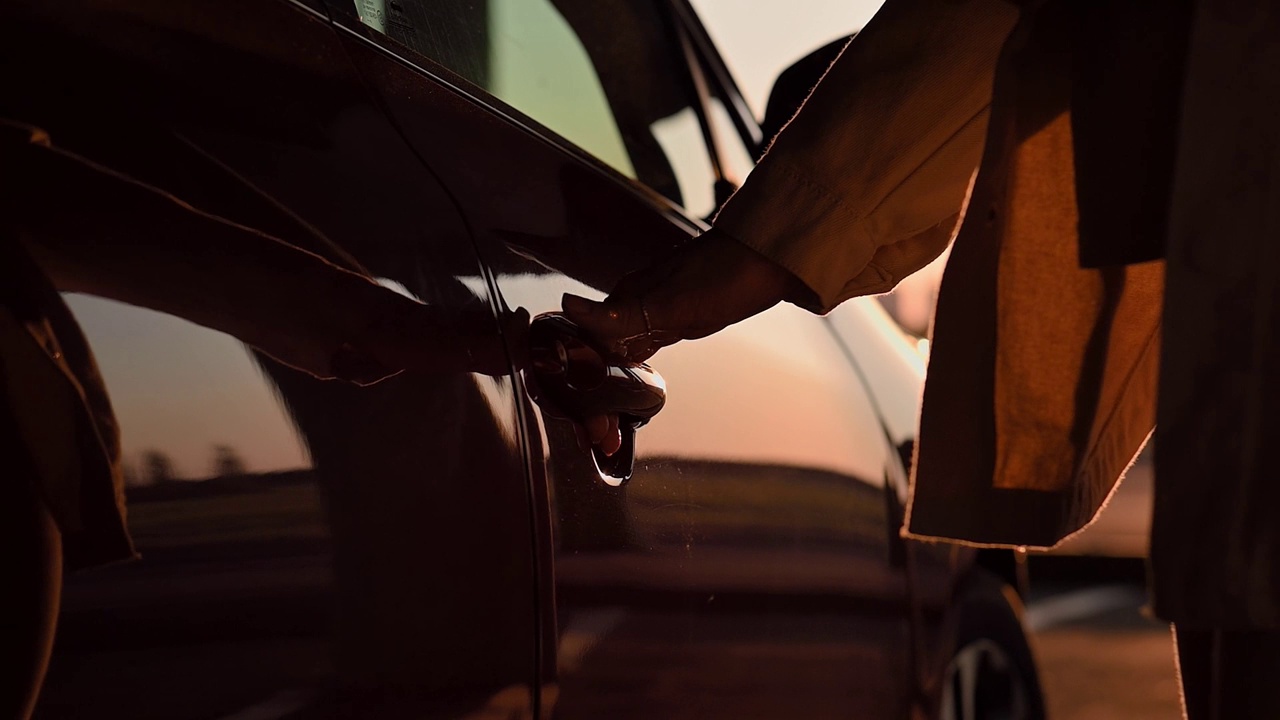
top-left (346, 0), bottom-right (720, 218)
top-left (706, 95), bottom-right (756, 187)
top-left (688, 0), bottom-right (883, 119)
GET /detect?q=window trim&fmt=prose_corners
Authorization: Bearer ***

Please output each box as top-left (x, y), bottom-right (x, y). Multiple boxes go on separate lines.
top-left (667, 0), bottom-right (765, 154)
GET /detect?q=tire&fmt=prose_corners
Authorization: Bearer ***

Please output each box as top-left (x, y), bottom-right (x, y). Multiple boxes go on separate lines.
top-left (937, 571), bottom-right (1046, 720)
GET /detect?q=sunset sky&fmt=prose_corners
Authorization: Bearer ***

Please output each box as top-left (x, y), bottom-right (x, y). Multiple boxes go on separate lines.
top-left (690, 0), bottom-right (884, 118)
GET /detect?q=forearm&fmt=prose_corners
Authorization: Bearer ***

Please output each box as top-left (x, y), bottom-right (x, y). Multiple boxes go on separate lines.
top-left (6, 138), bottom-right (391, 375)
top-left (715, 0), bottom-right (1019, 310)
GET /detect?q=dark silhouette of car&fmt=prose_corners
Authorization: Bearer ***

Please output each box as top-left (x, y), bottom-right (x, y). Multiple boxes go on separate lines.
top-left (5, 1), bottom-right (1043, 718)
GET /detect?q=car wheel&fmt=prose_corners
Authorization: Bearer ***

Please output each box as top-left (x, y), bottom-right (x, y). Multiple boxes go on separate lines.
top-left (939, 572), bottom-right (1046, 720)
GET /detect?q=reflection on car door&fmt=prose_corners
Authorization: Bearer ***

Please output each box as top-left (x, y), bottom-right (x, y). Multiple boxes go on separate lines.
top-left (329, 1), bottom-right (916, 717)
top-left (7, 1), bottom-right (537, 716)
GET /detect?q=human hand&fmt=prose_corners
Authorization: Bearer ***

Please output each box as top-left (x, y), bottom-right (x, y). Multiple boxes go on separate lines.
top-left (579, 414), bottom-right (623, 458)
top-left (331, 289), bottom-right (529, 385)
top-left (335, 302), bottom-right (529, 385)
top-left (562, 228), bottom-right (804, 450)
top-left (561, 228), bottom-right (804, 363)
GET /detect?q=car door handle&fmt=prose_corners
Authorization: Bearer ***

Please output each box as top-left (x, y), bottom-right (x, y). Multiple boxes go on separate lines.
top-left (524, 312), bottom-right (666, 483)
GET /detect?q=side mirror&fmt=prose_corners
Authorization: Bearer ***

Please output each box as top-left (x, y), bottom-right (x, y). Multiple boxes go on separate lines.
top-left (757, 35), bottom-right (853, 159)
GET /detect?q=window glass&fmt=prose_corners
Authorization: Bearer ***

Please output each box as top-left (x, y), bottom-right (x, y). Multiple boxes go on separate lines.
top-left (487, 0), bottom-right (633, 175)
top-left (707, 96), bottom-right (756, 187)
top-left (346, 0), bottom-right (718, 215)
top-left (688, 0), bottom-right (883, 119)
top-left (352, 0), bottom-right (631, 174)
top-left (650, 107), bottom-right (716, 218)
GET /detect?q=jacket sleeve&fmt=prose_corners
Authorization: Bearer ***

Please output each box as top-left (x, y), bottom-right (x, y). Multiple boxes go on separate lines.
top-left (713, 0), bottom-right (1019, 312)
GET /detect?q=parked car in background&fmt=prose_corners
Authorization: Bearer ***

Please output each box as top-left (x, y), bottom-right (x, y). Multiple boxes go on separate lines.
top-left (6, 1), bottom-right (1043, 718)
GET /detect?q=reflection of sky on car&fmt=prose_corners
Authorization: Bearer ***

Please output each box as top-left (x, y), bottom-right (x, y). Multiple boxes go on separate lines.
top-left (65, 295), bottom-right (310, 479)
top-left (496, 273), bottom-right (887, 487)
top-left (824, 297), bottom-right (926, 447)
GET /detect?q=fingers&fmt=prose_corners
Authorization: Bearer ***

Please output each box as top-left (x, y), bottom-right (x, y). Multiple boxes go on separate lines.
top-left (584, 414), bottom-right (608, 448)
top-left (561, 293), bottom-right (657, 362)
top-left (560, 293), bottom-right (605, 326)
top-left (560, 237), bottom-right (797, 463)
top-left (605, 414), bottom-right (621, 456)
top-left (562, 229), bottom-right (801, 365)
top-left (583, 414), bottom-right (623, 456)
top-left (561, 293), bottom-right (642, 339)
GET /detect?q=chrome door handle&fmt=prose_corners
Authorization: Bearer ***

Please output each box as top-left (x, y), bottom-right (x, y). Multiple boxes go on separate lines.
top-left (524, 313), bottom-right (666, 483)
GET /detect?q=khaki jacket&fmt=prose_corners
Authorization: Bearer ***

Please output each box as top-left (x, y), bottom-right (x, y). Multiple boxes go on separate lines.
top-left (719, 0), bottom-right (1160, 552)
top-left (717, 0), bottom-right (1278, 627)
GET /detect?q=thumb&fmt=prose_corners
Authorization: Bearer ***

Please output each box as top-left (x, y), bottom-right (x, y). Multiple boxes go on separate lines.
top-left (561, 293), bottom-right (604, 322)
top-left (562, 292), bottom-right (641, 337)
top-left (562, 292), bottom-right (660, 361)
top-left (561, 292), bottom-right (634, 351)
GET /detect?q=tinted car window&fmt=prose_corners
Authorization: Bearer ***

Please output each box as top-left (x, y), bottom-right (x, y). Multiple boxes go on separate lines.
top-left (687, 0), bottom-right (881, 119)
top-left (344, 0), bottom-right (720, 217)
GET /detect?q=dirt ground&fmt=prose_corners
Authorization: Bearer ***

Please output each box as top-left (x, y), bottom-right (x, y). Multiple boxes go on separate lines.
top-left (1031, 610), bottom-right (1184, 719)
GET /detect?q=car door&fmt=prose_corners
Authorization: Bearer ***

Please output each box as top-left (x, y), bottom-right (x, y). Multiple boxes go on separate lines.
top-left (325, 1), bottom-right (917, 717)
top-left (6, 1), bottom-right (539, 717)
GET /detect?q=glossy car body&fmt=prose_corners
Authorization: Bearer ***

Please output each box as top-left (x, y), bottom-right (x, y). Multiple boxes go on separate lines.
top-left (4, 1), bottom-right (1041, 718)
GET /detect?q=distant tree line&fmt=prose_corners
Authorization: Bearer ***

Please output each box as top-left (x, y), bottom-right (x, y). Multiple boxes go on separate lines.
top-left (126, 444), bottom-right (248, 485)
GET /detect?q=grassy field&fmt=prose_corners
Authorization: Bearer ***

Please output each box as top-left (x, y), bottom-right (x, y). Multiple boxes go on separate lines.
top-left (125, 470), bottom-right (328, 552)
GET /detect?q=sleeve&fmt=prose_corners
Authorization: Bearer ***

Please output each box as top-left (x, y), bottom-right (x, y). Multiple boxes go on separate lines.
top-left (712, 0), bottom-right (1020, 312)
